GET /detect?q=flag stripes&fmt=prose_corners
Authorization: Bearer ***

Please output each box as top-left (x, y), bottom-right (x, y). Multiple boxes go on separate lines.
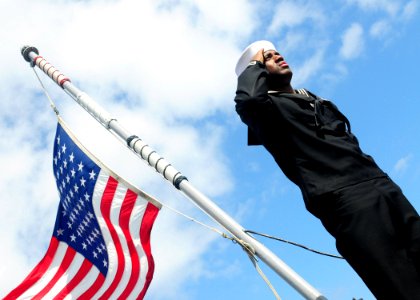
top-left (4, 119), bottom-right (160, 299)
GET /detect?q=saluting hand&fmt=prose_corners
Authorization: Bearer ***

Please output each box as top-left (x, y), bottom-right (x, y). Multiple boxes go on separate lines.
top-left (251, 48), bottom-right (265, 64)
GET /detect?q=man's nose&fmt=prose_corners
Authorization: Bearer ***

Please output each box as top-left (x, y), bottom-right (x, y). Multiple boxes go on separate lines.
top-left (274, 54), bottom-right (283, 62)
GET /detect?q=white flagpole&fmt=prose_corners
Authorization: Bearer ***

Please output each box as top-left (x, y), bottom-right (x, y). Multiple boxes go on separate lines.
top-left (21, 46), bottom-right (328, 300)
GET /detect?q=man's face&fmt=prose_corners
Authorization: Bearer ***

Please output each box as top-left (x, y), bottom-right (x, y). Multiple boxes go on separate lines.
top-left (263, 50), bottom-right (293, 78)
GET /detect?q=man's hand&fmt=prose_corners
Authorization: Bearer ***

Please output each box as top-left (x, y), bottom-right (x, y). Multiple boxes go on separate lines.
top-left (251, 48), bottom-right (265, 64)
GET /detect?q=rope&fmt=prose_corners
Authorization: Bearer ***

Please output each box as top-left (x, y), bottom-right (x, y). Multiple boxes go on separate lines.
top-left (149, 201), bottom-right (282, 298)
top-left (230, 236), bottom-right (282, 300)
top-left (32, 67), bottom-right (59, 116)
top-left (245, 230), bottom-right (344, 259)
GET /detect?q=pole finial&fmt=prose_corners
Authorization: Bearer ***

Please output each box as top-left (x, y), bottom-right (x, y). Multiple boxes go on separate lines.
top-left (21, 45), bottom-right (39, 62)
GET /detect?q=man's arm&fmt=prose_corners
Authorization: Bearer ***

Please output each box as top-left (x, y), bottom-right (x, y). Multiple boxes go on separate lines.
top-left (234, 49), bottom-right (269, 109)
top-left (234, 49), bottom-right (275, 145)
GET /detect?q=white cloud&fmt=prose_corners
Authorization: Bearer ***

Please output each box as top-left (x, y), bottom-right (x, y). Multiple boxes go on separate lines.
top-left (268, 1), bottom-right (324, 35)
top-left (339, 23), bottom-right (365, 60)
top-left (394, 154), bottom-right (413, 173)
top-left (401, 0), bottom-right (419, 20)
top-left (346, 0), bottom-right (401, 16)
top-left (370, 19), bottom-right (392, 38)
top-left (292, 48), bottom-right (325, 86)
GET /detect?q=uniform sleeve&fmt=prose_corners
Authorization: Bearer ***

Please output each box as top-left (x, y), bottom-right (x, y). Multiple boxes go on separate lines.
top-left (234, 62), bottom-right (275, 145)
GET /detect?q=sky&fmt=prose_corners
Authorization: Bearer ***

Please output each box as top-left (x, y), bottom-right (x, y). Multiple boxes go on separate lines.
top-left (0, 0), bottom-right (419, 299)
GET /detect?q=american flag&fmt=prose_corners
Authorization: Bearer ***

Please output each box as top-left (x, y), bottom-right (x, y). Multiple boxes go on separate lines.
top-left (5, 118), bottom-right (161, 299)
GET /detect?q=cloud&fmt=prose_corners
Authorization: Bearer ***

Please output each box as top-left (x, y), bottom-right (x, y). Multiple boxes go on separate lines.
top-left (268, 1), bottom-right (324, 35)
top-left (370, 19), bottom-right (392, 38)
top-left (401, 0), bottom-right (419, 20)
top-left (292, 48), bottom-right (325, 86)
top-left (346, 0), bottom-right (401, 16)
top-left (339, 23), bottom-right (364, 60)
top-left (394, 154), bottom-right (413, 173)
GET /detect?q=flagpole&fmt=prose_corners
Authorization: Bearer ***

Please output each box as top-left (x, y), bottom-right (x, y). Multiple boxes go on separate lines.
top-left (21, 46), bottom-right (328, 300)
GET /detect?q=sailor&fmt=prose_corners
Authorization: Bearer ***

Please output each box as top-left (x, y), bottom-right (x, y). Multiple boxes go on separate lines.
top-left (234, 40), bottom-right (420, 299)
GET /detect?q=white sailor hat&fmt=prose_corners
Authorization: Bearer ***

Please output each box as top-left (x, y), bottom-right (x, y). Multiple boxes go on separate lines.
top-left (235, 40), bottom-right (276, 76)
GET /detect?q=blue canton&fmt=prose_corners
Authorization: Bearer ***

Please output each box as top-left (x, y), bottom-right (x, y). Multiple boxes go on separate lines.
top-left (52, 123), bottom-right (108, 275)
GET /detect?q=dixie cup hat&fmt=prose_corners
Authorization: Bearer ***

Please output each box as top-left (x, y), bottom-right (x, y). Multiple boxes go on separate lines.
top-left (235, 40), bottom-right (276, 76)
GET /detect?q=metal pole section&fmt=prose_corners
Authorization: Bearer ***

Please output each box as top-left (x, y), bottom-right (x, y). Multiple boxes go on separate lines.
top-left (21, 46), bottom-right (328, 300)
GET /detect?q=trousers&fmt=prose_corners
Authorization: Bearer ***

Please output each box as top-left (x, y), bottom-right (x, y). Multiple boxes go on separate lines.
top-left (311, 177), bottom-right (420, 300)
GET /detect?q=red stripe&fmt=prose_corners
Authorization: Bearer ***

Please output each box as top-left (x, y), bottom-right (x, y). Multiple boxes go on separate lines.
top-left (116, 189), bottom-right (140, 299)
top-left (53, 258), bottom-right (93, 299)
top-left (33, 55), bottom-right (43, 66)
top-left (137, 202), bottom-right (160, 299)
top-left (59, 77), bottom-right (71, 87)
top-left (31, 246), bottom-right (77, 300)
top-left (3, 237), bottom-right (59, 300)
top-left (98, 176), bottom-right (126, 300)
top-left (77, 273), bottom-right (106, 299)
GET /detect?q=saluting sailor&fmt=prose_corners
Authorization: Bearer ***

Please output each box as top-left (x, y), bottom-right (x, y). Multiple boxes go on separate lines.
top-left (234, 40), bottom-right (420, 300)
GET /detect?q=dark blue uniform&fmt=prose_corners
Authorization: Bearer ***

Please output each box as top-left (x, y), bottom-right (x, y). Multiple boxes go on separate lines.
top-left (235, 62), bottom-right (420, 299)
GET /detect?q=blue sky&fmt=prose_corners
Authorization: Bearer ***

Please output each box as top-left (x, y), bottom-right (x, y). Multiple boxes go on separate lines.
top-left (0, 0), bottom-right (419, 299)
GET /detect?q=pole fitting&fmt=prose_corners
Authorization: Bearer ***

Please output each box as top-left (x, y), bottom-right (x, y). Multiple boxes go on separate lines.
top-left (21, 45), bottom-right (39, 62)
top-left (174, 175), bottom-right (188, 190)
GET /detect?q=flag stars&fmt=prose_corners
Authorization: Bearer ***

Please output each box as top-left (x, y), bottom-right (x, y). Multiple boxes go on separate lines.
top-left (84, 192), bottom-right (90, 202)
top-left (53, 129), bottom-right (111, 275)
top-left (70, 213), bottom-right (76, 222)
top-left (89, 170), bottom-right (96, 180)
